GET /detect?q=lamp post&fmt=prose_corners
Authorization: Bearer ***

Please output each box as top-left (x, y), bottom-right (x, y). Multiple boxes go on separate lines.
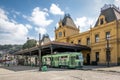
top-left (39, 33), bottom-right (42, 71)
top-left (106, 38), bottom-right (110, 67)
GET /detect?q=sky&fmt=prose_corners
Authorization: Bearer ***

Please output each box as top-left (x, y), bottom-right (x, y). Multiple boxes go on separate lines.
top-left (0, 0), bottom-right (120, 45)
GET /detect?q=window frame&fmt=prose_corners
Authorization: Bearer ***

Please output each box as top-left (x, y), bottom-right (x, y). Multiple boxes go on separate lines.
top-left (100, 18), bottom-right (104, 25)
top-left (86, 37), bottom-right (90, 45)
top-left (106, 31), bottom-right (110, 40)
top-left (95, 34), bottom-right (99, 43)
top-left (78, 40), bottom-right (81, 44)
top-left (58, 32), bottom-right (62, 37)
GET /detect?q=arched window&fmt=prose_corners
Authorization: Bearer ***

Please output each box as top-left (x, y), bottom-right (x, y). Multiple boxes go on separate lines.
top-left (56, 34), bottom-right (57, 39)
top-left (95, 34), bottom-right (99, 43)
top-left (59, 32), bottom-right (62, 37)
top-left (98, 15), bottom-right (106, 25)
top-left (63, 30), bottom-right (65, 37)
top-left (100, 18), bottom-right (104, 25)
top-left (86, 37), bottom-right (90, 45)
top-left (78, 40), bottom-right (81, 44)
top-left (71, 41), bottom-right (73, 44)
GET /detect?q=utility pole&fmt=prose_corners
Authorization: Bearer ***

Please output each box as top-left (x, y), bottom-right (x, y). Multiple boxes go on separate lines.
top-left (39, 33), bottom-right (42, 71)
top-left (27, 37), bottom-right (31, 66)
top-left (106, 38), bottom-right (110, 67)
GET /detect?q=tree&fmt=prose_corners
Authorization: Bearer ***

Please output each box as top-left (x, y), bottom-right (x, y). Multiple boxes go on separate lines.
top-left (0, 45), bottom-right (22, 54)
top-left (22, 39), bottom-right (37, 49)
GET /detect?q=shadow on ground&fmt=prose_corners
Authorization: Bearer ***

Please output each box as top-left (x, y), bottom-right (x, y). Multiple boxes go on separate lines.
top-left (0, 64), bottom-right (73, 72)
top-left (0, 64), bottom-right (114, 72)
top-left (0, 65), bottom-right (38, 72)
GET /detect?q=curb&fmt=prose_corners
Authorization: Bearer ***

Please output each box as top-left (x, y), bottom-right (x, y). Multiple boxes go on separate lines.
top-left (92, 69), bottom-right (120, 73)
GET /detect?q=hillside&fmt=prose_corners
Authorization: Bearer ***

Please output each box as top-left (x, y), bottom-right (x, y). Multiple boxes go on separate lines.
top-left (0, 45), bottom-right (22, 54)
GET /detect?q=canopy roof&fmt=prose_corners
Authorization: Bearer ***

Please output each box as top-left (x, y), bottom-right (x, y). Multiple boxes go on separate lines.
top-left (14, 41), bottom-right (91, 55)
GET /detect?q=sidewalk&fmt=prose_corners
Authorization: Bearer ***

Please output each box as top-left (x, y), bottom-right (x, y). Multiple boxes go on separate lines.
top-left (93, 66), bottom-right (120, 73)
top-left (83, 65), bottom-right (120, 73)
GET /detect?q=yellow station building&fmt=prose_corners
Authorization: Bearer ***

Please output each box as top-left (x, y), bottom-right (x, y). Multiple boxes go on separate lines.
top-left (55, 4), bottom-right (120, 65)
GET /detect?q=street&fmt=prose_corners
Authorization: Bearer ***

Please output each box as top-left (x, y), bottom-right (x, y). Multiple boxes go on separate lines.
top-left (0, 65), bottom-right (120, 80)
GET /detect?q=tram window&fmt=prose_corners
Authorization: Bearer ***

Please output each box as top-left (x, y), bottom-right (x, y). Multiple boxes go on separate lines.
top-left (55, 57), bottom-right (58, 60)
top-left (79, 56), bottom-right (83, 60)
top-left (61, 56), bottom-right (67, 58)
top-left (44, 58), bottom-right (47, 61)
top-left (47, 57), bottom-right (51, 61)
top-left (60, 56), bottom-right (67, 60)
top-left (76, 55), bottom-right (79, 59)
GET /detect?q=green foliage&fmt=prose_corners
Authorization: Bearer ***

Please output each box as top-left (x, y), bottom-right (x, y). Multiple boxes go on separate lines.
top-left (0, 39), bottom-right (37, 54)
top-left (22, 39), bottom-right (37, 49)
top-left (0, 45), bottom-right (22, 54)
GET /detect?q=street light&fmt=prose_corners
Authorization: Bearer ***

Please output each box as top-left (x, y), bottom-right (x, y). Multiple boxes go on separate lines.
top-left (106, 38), bottom-right (110, 67)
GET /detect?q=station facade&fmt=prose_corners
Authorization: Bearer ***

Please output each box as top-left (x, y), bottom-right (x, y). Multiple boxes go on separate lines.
top-left (55, 4), bottom-right (120, 65)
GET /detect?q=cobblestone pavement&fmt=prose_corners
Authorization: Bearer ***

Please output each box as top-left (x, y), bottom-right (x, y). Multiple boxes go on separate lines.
top-left (0, 65), bottom-right (120, 80)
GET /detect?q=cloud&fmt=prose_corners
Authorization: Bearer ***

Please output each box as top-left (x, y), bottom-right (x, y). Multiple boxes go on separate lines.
top-left (12, 10), bottom-right (20, 15)
top-left (55, 23), bottom-right (59, 28)
top-left (29, 7), bottom-right (53, 27)
top-left (26, 24), bottom-right (32, 29)
top-left (50, 37), bottom-right (54, 41)
top-left (75, 17), bottom-right (94, 32)
top-left (35, 27), bottom-right (47, 35)
top-left (0, 8), bottom-right (8, 20)
top-left (0, 8), bottom-right (31, 44)
top-left (11, 10), bottom-right (21, 19)
top-left (22, 15), bottom-right (28, 19)
top-left (50, 3), bottom-right (64, 15)
top-left (114, 0), bottom-right (120, 7)
top-left (27, 7), bottom-right (54, 36)
top-left (43, 8), bottom-right (48, 12)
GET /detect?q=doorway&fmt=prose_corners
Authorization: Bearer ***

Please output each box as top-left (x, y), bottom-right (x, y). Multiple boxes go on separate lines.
top-left (95, 52), bottom-right (99, 65)
top-left (86, 53), bottom-right (90, 65)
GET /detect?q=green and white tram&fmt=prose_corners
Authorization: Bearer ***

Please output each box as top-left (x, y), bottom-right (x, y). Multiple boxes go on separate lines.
top-left (42, 52), bottom-right (83, 69)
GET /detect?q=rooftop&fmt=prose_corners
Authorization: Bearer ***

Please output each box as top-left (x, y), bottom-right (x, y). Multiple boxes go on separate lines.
top-left (101, 4), bottom-right (120, 13)
top-left (95, 4), bottom-right (120, 27)
top-left (60, 14), bottom-right (78, 29)
top-left (14, 41), bottom-right (90, 55)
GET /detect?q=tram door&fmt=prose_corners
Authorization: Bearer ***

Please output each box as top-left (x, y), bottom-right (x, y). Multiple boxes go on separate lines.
top-left (70, 56), bottom-right (75, 65)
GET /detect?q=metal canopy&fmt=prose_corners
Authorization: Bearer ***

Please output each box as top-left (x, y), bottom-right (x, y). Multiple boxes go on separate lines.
top-left (14, 41), bottom-right (91, 55)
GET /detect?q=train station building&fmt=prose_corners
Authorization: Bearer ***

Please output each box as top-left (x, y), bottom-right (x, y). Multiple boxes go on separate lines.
top-left (14, 4), bottom-right (120, 66)
top-left (55, 4), bottom-right (120, 66)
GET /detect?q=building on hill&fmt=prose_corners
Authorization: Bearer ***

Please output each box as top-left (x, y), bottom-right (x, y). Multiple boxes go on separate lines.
top-left (41, 34), bottom-right (51, 45)
top-left (36, 34), bottom-right (51, 46)
top-left (55, 4), bottom-right (120, 66)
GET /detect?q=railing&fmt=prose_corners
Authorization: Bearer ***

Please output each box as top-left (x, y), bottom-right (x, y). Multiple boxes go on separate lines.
top-left (101, 4), bottom-right (120, 13)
